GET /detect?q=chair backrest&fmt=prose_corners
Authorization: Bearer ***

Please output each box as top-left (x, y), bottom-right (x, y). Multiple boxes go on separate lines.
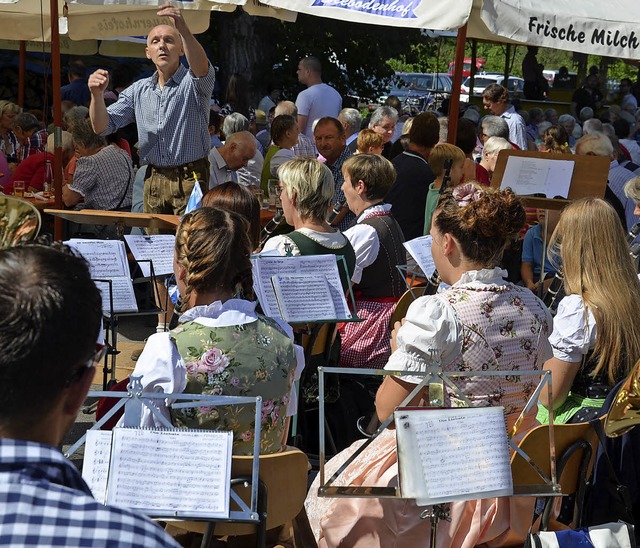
top-left (0, 195), bottom-right (40, 248)
top-left (173, 446), bottom-right (309, 536)
top-left (389, 285), bottom-right (427, 328)
top-left (511, 420), bottom-right (600, 490)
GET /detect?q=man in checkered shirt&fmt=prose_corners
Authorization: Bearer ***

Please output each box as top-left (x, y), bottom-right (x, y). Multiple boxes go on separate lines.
top-left (0, 244), bottom-right (180, 547)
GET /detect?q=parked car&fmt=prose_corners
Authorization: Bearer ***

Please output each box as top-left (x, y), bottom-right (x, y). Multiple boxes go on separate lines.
top-left (379, 72), bottom-right (453, 112)
top-left (448, 58), bottom-right (487, 77)
top-left (460, 74), bottom-right (525, 102)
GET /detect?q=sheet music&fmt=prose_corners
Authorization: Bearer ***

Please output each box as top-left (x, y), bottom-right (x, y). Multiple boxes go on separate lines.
top-left (500, 156), bottom-right (574, 199)
top-left (253, 255), bottom-right (352, 321)
top-left (82, 430), bottom-right (113, 503)
top-left (66, 239), bottom-right (138, 313)
top-left (124, 234), bottom-right (175, 278)
top-left (65, 239), bottom-right (130, 278)
top-left (403, 235), bottom-right (436, 278)
top-left (272, 274), bottom-right (336, 322)
top-left (94, 278), bottom-right (138, 314)
top-left (395, 407), bottom-right (513, 505)
top-left (106, 428), bottom-right (233, 518)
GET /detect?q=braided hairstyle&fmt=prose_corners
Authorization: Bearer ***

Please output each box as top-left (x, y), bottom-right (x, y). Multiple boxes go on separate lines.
top-left (174, 207), bottom-right (253, 311)
top-left (434, 184), bottom-right (525, 267)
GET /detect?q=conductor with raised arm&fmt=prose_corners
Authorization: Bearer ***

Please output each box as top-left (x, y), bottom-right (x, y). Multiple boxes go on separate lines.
top-left (88, 2), bottom-right (215, 217)
top-left (0, 244), bottom-right (181, 547)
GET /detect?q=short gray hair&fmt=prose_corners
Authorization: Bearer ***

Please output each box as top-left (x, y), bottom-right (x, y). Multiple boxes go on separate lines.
top-left (483, 136), bottom-right (512, 156)
top-left (72, 118), bottom-right (106, 149)
top-left (13, 112), bottom-right (39, 132)
top-left (558, 114), bottom-right (576, 127)
top-left (339, 108), bottom-right (362, 135)
top-left (369, 106), bottom-right (398, 128)
top-left (582, 118), bottom-right (603, 135)
top-left (481, 115), bottom-right (509, 140)
top-left (223, 112), bottom-right (249, 136)
top-left (277, 157), bottom-right (334, 222)
top-left (576, 132), bottom-right (613, 158)
top-left (63, 106), bottom-right (88, 131)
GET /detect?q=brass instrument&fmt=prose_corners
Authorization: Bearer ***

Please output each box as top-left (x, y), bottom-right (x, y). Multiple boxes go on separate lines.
top-left (604, 357), bottom-right (640, 437)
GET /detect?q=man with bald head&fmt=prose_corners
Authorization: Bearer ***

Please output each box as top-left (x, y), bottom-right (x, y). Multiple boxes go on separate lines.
top-left (88, 2), bottom-right (215, 218)
top-left (208, 131), bottom-right (257, 188)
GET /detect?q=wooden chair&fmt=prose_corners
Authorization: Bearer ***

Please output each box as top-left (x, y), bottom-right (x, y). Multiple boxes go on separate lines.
top-left (511, 419), bottom-right (602, 530)
top-left (170, 446), bottom-right (309, 547)
top-left (389, 285), bottom-right (427, 328)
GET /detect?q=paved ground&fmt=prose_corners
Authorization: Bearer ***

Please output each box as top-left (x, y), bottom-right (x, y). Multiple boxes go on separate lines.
top-left (64, 314), bottom-right (157, 468)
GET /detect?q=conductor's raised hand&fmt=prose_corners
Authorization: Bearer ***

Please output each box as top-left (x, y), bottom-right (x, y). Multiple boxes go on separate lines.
top-left (157, 2), bottom-right (186, 31)
top-left (88, 69), bottom-right (109, 95)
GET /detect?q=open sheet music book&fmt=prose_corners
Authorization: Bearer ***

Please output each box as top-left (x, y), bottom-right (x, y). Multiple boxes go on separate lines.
top-left (65, 239), bottom-right (137, 313)
top-left (124, 234), bottom-right (175, 278)
top-left (252, 255), bottom-right (353, 323)
top-left (395, 407), bottom-right (513, 506)
top-left (500, 156), bottom-right (575, 199)
top-left (403, 235), bottom-right (436, 278)
top-left (82, 428), bottom-right (233, 518)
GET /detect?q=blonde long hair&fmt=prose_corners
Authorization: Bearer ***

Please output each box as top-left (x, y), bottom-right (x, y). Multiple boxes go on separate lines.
top-left (549, 197), bottom-right (640, 383)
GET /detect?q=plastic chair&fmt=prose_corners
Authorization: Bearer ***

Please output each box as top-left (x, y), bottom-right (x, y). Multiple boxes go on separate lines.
top-left (0, 195), bottom-right (40, 248)
top-left (170, 446), bottom-right (309, 547)
top-left (511, 419), bottom-right (602, 530)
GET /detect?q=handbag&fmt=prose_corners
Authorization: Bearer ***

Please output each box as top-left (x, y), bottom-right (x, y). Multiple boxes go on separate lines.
top-left (526, 521), bottom-right (635, 547)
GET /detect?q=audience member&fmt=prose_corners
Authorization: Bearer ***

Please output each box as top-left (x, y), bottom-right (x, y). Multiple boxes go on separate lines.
top-left (455, 118), bottom-right (487, 185)
top-left (338, 108), bottom-right (362, 153)
top-left (0, 101), bottom-right (20, 168)
top-left (355, 129), bottom-right (383, 154)
top-left (295, 56), bottom-right (342, 139)
top-left (222, 113), bottom-right (264, 187)
top-left (257, 84), bottom-right (281, 114)
top-left (541, 125), bottom-right (571, 154)
top-left (275, 101), bottom-right (316, 157)
top-left (368, 106), bottom-right (398, 159)
top-left (208, 131), bottom-right (257, 188)
top-left (582, 117), bottom-right (603, 135)
top-left (387, 112), bottom-right (439, 241)
top-left (0, 244), bottom-right (181, 547)
top-left (520, 208), bottom-right (562, 293)
top-left (482, 84), bottom-right (527, 150)
top-left (571, 74), bottom-right (603, 120)
top-left (260, 114), bottom-right (299, 191)
top-left (339, 154), bottom-right (406, 369)
top-left (61, 60), bottom-right (90, 107)
top-left (13, 112), bottom-right (47, 162)
top-left (478, 136), bottom-right (511, 182)
top-left (313, 116), bottom-right (355, 231)
top-left (388, 117), bottom-right (413, 160)
top-left (220, 73), bottom-right (255, 127)
top-left (558, 114), bottom-right (577, 148)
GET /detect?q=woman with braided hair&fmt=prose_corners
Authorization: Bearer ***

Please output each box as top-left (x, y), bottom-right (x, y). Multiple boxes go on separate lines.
top-left (306, 184), bottom-right (553, 547)
top-left (131, 207), bottom-right (303, 455)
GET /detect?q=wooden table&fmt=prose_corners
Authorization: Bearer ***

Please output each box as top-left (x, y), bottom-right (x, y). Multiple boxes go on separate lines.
top-left (44, 209), bottom-right (181, 233)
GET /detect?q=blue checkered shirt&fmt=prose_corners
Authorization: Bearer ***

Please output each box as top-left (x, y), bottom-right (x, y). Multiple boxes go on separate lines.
top-left (608, 159), bottom-right (640, 231)
top-left (0, 439), bottom-right (180, 547)
top-left (103, 63), bottom-right (215, 168)
top-left (324, 145), bottom-right (356, 231)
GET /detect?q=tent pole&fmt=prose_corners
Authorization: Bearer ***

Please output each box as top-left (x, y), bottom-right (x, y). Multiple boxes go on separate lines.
top-left (470, 39), bottom-right (477, 99)
top-left (447, 23), bottom-right (467, 145)
top-left (18, 42), bottom-right (26, 108)
top-left (503, 43), bottom-right (511, 84)
top-left (50, 0), bottom-right (63, 241)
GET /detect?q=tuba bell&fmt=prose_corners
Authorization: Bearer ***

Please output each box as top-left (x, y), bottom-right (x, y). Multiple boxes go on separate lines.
top-left (604, 357), bottom-right (640, 437)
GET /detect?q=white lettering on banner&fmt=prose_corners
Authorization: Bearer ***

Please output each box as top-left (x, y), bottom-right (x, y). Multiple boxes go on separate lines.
top-left (312, 0), bottom-right (418, 19)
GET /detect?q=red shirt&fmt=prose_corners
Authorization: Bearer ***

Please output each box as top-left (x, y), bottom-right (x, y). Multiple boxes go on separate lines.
top-left (5, 151), bottom-right (53, 194)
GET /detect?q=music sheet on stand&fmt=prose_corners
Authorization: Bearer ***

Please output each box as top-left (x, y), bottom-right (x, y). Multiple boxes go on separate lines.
top-left (124, 234), bottom-right (175, 278)
top-left (403, 235), bottom-right (436, 278)
top-left (65, 239), bottom-right (137, 313)
top-left (83, 428), bottom-right (233, 518)
top-left (395, 407), bottom-right (513, 506)
top-left (500, 156), bottom-right (574, 198)
top-left (252, 255), bottom-right (352, 321)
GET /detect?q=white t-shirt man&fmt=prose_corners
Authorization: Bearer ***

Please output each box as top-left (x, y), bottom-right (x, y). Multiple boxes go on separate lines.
top-left (295, 83), bottom-right (342, 139)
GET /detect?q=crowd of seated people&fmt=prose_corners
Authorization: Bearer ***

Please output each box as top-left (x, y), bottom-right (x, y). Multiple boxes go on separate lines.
top-left (5, 53), bottom-right (640, 548)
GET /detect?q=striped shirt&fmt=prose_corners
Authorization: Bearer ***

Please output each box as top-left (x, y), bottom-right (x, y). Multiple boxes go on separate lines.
top-left (103, 63), bottom-right (215, 168)
top-left (69, 145), bottom-right (133, 210)
top-left (0, 439), bottom-right (180, 547)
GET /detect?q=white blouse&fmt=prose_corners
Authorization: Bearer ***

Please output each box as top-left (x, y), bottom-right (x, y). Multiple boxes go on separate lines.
top-left (549, 294), bottom-right (596, 363)
top-left (262, 227), bottom-right (350, 257)
top-left (384, 268), bottom-right (554, 385)
top-left (343, 203), bottom-right (391, 284)
top-left (130, 299), bottom-right (305, 427)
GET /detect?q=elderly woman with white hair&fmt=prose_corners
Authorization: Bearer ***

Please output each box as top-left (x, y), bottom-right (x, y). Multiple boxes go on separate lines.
top-left (624, 176), bottom-right (640, 219)
top-left (478, 136), bottom-right (512, 182)
top-left (368, 106), bottom-right (398, 159)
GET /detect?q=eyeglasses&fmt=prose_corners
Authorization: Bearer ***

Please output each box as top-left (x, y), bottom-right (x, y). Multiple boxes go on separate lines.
top-left (65, 343), bottom-right (107, 387)
top-left (276, 184), bottom-right (284, 197)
